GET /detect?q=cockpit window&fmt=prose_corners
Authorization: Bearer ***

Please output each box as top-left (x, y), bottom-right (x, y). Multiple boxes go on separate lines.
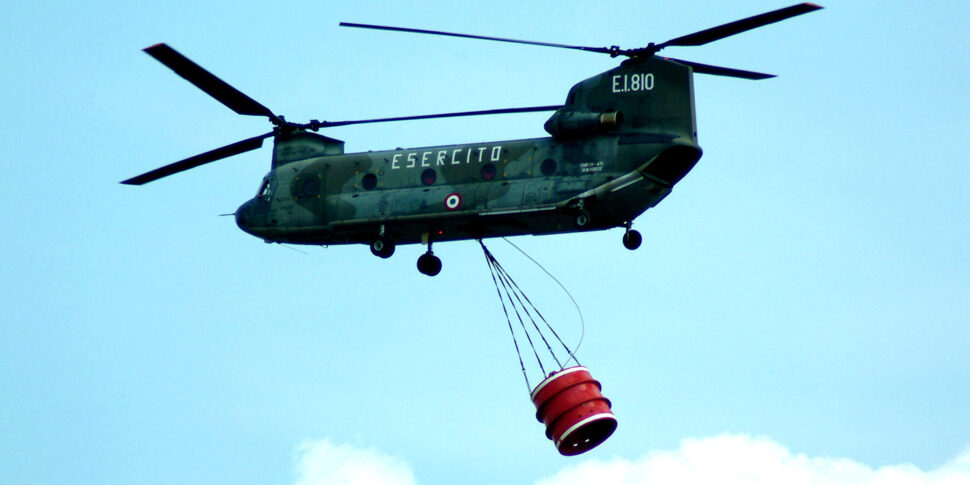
top-left (257, 176), bottom-right (275, 199)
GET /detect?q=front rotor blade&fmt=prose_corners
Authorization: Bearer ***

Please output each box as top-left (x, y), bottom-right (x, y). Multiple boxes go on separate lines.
top-left (144, 43), bottom-right (282, 124)
top-left (340, 22), bottom-right (615, 55)
top-left (658, 3), bottom-right (822, 49)
top-left (121, 132), bottom-right (273, 185)
top-left (664, 57), bottom-right (775, 80)
top-left (319, 105), bottom-right (563, 128)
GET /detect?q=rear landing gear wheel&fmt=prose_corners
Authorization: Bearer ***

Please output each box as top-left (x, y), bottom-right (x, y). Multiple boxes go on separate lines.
top-left (417, 252), bottom-right (442, 276)
top-left (622, 230), bottom-right (642, 250)
top-left (370, 236), bottom-right (395, 259)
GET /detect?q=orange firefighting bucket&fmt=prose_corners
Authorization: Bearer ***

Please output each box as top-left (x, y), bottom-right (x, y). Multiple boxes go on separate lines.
top-left (530, 366), bottom-right (617, 456)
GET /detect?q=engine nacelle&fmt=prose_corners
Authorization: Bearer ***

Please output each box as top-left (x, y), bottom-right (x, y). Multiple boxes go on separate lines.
top-left (544, 109), bottom-right (622, 139)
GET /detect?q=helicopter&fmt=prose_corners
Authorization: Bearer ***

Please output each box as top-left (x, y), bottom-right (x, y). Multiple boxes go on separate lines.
top-left (123, 3), bottom-right (822, 276)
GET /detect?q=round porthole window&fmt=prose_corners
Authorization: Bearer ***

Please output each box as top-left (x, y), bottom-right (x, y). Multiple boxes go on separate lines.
top-left (297, 177), bottom-right (319, 197)
top-left (481, 163), bottom-right (497, 181)
top-left (361, 173), bottom-right (378, 190)
top-left (421, 168), bottom-right (437, 186)
top-left (541, 159), bottom-right (557, 176)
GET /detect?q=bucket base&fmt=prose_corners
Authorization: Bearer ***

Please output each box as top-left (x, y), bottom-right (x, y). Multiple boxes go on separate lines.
top-left (556, 413), bottom-right (618, 456)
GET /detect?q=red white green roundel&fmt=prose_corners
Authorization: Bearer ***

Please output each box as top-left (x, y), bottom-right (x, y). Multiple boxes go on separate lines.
top-left (444, 193), bottom-right (462, 211)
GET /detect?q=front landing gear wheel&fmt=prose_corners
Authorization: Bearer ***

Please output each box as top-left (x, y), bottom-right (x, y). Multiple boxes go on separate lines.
top-left (622, 230), bottom-right (642, 250)
top-left (417, 252), bottom-right (442, 276)
top-left (370, 237), bottom-right (395, 259)
top-left (574, 210), bottom-right (591, 230)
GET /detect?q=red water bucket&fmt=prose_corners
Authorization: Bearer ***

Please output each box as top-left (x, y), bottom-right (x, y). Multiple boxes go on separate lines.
top-left (531, 366), bottom-right (617, 456)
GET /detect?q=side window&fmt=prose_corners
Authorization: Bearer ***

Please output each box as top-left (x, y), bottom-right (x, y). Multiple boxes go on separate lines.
top-left (421, 168), bottom-right (437, 186)
top-left (481, 163), bottom-right (497, 181)
top-left (541, 159), bottom-right (557, 176)
top-left (361, 173), bottom-right (378, 190)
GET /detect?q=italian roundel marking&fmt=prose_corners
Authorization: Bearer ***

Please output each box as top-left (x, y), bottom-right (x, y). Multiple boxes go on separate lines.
top-left (444, 193), bottom-right (462, 211)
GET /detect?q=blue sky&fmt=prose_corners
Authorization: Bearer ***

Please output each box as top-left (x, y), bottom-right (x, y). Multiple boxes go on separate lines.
top-left (2, 1), bottom-right (968, 484)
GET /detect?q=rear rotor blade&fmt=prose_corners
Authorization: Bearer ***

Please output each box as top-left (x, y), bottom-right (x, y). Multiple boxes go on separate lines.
top-left (663, 57), bottom-right (775, 80)
top-left (121, 132), bottom-right (273, 185)
top-left (657, 3), bottom-right (822, 49)
top-left (340, 22), bottom-right (615, 55)
top-left (318, 105), bottom-right (563, 128)
top-left (144, 43), bottom-right (283, 124)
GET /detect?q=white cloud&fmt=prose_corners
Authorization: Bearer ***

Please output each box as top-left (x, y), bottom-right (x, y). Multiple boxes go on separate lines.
top-left (293, 438), bottom-right (416, 485)
top-left (292, 434), bottom-right (970, 485)
top-left (535, 434), bottom-right (970, 485)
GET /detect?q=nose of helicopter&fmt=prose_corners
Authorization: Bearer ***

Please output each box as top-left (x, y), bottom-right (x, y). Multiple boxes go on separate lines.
top-left (235, 199), bottom-right (255, 234)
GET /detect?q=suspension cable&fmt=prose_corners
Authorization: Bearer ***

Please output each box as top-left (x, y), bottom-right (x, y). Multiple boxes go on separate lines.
top-left (489, 254), bottom-right (563, 369)
top-left (494, 257), bottom-right (547, 375)
top-left (502, 237), bottom-right (584, 366)
top-left (481, 239), bottom-right (583, 390)
top-left (482, 243), bottom-right (532, 391)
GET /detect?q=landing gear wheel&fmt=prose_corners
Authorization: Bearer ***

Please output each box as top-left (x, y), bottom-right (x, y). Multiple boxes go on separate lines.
top-left (574, 210), bottom-right (591, 230)
top-left (622, 230), bottom-right (642, 250)
top-left (417, 252), bottom-right (442, 276)
top-left (370, 236), bottom-right (395, 259)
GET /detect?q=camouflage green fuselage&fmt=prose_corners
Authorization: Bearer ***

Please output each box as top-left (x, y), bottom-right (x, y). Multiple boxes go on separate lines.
top-left (235, 56), bottom-right (703, 246)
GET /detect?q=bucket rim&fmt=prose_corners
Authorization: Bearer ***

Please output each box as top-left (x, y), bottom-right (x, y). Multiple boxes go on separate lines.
top-left (530, 366), bottom-right (590, 401)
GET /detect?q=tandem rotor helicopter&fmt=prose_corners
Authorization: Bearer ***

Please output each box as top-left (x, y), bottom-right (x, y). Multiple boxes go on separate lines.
top-left (123, 3), bottom-right (822, 276)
